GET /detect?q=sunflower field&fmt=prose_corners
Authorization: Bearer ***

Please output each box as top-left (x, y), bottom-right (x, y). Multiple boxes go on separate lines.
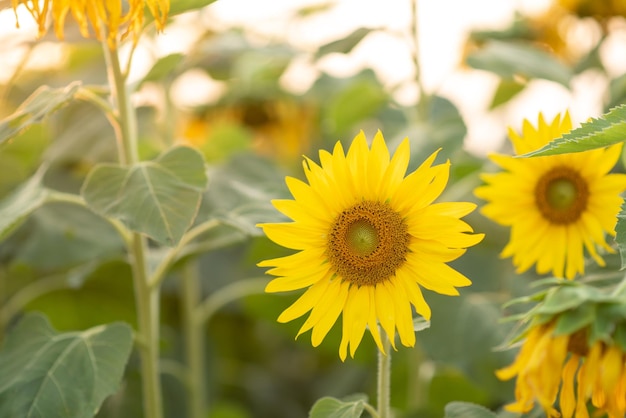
top-left (2, 1), bottom-right (626, 418)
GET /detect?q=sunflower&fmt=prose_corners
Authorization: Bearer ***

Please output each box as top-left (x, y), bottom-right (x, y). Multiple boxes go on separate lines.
top-left (258, 131), bottom-right (483, 360)
top-left (497, 320), bottom-right (626, 418)
top-left (474, 112), bottom-right (626, 280)
top-left (10, 0), bottom-right (169, 48)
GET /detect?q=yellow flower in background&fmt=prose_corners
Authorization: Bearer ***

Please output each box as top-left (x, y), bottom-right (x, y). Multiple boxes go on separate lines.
top-left (475, 112), bottom-right (626, 280)
top-left (497, 321), bottom-right (626, 418)
top-left (11, 0), bottom-right (169, 48)
top-left (558, 0), bottom-right (626, 19)
top-left (258, 131), bottom-right (483, 360)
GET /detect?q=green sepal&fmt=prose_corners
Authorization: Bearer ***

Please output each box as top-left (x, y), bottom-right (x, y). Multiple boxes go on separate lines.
top-left (553, 303), bottom-right (596, 336)
top-left (613, 323), bottom-right (626, 352)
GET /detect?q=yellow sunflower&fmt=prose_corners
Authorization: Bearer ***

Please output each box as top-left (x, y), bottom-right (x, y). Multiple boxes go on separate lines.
top-left (497, 321), bottom-right (626, 418)
top-left (258, 131), bottom-right (483, 360)
top-left (11, 0), bottom-right (169, 48)
top-left (474, 112), bottom-right (626, 280)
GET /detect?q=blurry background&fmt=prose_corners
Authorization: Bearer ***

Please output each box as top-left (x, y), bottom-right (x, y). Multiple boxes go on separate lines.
top-left (1, 0), bottom-right (626, 417)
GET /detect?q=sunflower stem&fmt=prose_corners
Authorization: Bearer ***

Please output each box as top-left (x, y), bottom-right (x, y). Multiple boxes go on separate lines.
top-left (104, 39), bottom-right (164, 418)
top-left (180, 260), bottom-right (206, 418)
top-left (377, 333), bottom-right (392, 418)
top-left (411, 0), bottom-right (429, 118)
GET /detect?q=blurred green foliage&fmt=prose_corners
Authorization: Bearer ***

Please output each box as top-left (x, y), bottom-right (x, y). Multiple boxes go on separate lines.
top-left (1, 0), bottom-right (626, 417)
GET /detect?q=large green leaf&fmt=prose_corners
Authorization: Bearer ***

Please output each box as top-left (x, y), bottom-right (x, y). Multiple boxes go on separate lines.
top-left (616, 200), bottom-right (626, 269)
top-left (444, 402), bottom-right (497, 418)
top-left (0, 313), bottom-right (133, 418)
top-left (523, 104), bottom-right (626, 157)
top-left (308, 395), bottom-right (367, 418)
top-left (0, 82), bottom-right (81, 146)
top-left (466, 40), bottom-right (572, 87)
top-left (0, 168), bottom-right (51, 241)
top-left (82, 146), bottom-right (208, 246)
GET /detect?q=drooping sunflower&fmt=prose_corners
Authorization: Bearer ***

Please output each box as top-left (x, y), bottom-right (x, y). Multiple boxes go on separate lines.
top-left (474, 112), bottom-right (626, 280)
top-left (10, 0), bottom-right (169, 48)
top-left (258, 131), bottom-right (483, 360)
top-left (497, 320), bottom-right (626, 418)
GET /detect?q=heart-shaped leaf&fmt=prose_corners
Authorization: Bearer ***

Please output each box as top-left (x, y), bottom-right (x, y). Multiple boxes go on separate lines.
top-left (82, 146), bottom-right (208, 246)
top-left (0, 313), bottom-right (133, 418)
top-left (309, 395), bottom-right (367, 418)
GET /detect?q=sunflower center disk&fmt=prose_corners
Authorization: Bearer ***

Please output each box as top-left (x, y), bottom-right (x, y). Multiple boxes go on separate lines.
top-left (346, 220), bottom-right (379, 256)
top-left (535, 166), bottom-right (589, 224)
top-left (327, 201), bottom-right (410, 287)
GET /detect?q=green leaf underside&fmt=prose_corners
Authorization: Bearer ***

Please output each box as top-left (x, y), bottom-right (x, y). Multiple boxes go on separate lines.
top-left (0, 82), bottom-right (81, 146)
top-left (613, 201), bottom-right (626, 269)
top-left (169, 0), bottom-right (218, 17)
top-left (523, 104), bottom-right (626, 157)
top-left (444, 401), bottom-right (497, 418)
top-left (82, 146), bottom-right (208, 246)
top-left (0, 168), bottom-right (50, 241)
top-left (308, 396), bottom-right (366, 418)
top-left (0, 313), bottom-right (133, 418)
top-left (466, 40), bottom-right (572, 87)
top-left (314, 27), bottom-right (377, 59)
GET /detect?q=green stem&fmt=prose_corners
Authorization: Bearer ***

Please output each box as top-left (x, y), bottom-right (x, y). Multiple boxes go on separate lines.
top-left (411, 0), bottom-right (429, 118)
top-left (0, 273), bottom-right (68, 330)
top-left (130, 234), bottom-right (164, 418)
top-left (104, 40), bottom-right (163, 418)
top-left (150, 219), bottom-right (221, 289)
top-left (103, 41), bottom-right (137, 166)
top-left (377, 333), bottom-right (392, 418)
top-left (195, 277), bottom-right (268, 325)
top-left (364, 403), bottom-right (381, 418)
top-left (180, 261), bottom-right (206, 418)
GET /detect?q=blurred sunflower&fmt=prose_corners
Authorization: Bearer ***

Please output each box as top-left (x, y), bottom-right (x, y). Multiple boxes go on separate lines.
top-left (475, 112), bottom-right (626, 279)
top-left (258, 131), bottom-right (483, 360)
top-left (558, 0), bottom-right (626, 19)
top-left (11, 0), bottom-right (169, 47)
top-left (497, 320), bottom-right (626, 417)
top-left (179, 98), bottom-right (316, 164)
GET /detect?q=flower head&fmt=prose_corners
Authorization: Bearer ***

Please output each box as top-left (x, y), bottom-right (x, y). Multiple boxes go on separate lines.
top-left (258, 131), bottom-right (483, 360)
top-left (474, 112), bottom-right (626, 280)
top-left (498, 320), bottom-right (626, 417)
top-left (11, 0), bottom-right (169, 48)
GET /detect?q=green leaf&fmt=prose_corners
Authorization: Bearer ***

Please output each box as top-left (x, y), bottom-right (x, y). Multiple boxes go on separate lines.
top-left (82, 146), bottom-right (208, 246)
top-left (0, 168), bottom-right (51, 241)
top-left (553, 303), bottom-right (596, 335)
top-left (536, 286), bottom-right (586, 315)
top-left (140, 53), bottom-right (184, 85)
top-left (616, 200), bottom-right (626, 269)
top-left (0, 82), bottom-right (81, 146)
top-left (466, 40), bottom-right (572, 87)
top-left (0, 313), bottom-right (133, 418)
top-left (308, 396), bottom-right (366, 418)
top-left (444, 401), bottom-right (497, 418)
top-left (169, 0), bottom-right (218, 16)
top-left (523, 104), bottom-right (626, 157)
top-left (489, 79), bottom-right (525, 109)
top-left (314, 27), bottom-right (377, 59)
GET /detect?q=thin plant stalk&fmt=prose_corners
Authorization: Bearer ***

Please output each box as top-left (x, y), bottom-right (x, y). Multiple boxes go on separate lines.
top-left (180, 261), bottom-right (206, 418)
top-left (377, 333), bottom-right (392, 418)
top-left (104, 40), bottom-right (164, 418)
top-left (411, 0), bottom-right (429, 117)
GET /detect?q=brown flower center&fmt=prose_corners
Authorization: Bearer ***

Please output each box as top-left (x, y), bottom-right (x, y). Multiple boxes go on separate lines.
top-left (327, 201), bottom-right (410, 286)
top-left (567, 328), bottom-right (589, 357)
top-left (534, 166), bottom-right (589, 224)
